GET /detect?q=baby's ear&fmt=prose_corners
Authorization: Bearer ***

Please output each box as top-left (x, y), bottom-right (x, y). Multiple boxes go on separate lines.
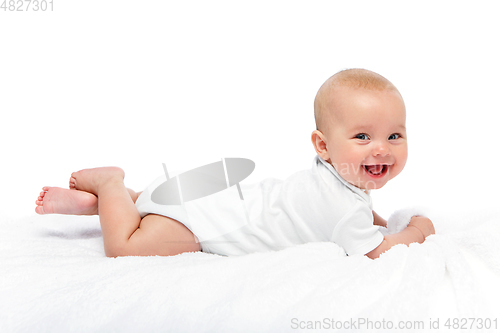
top-left (311, 130), bottom-right (330, 161)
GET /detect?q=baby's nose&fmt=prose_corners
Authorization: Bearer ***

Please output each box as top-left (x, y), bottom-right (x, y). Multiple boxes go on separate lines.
top-left (372, 142), bottom-right (391, 156)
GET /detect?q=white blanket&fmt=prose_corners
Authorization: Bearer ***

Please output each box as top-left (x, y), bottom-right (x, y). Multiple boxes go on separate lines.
top-left (1, 208), bottom-right (499, 332)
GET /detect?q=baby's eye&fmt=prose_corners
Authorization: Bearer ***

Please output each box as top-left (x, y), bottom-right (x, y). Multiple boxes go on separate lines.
top-left (388, 133), bottom-right (401, 140)
top-left (355, 133), bottom-right (370, 140)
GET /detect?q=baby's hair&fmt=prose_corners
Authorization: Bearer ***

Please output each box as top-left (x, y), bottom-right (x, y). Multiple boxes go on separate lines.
top-left (314, 68), bottom-right (400, 131)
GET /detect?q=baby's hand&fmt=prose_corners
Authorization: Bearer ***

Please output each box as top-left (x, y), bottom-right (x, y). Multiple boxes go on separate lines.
top-left (408, 216), bottom-right (435, 240)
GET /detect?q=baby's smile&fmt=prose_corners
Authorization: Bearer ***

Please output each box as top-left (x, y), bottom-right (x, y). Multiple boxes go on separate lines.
top-left (363, 164), bottom-right (390, 178)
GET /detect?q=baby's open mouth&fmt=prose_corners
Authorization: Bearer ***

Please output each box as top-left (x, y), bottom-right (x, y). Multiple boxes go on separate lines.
top-left (363, 165), bottom-right (388, 177)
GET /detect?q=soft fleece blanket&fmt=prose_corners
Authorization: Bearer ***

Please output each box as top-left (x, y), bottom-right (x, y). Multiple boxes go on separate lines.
top-left (1, 208), bottom-right (499, 332)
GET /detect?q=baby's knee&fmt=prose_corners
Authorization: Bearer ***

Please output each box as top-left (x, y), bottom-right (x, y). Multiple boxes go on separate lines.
top-left (104, 242), bottom-right (130, 258)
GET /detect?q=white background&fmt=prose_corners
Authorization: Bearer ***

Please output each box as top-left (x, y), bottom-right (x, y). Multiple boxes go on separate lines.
top-left (1, 0), bottom-right (499, 219)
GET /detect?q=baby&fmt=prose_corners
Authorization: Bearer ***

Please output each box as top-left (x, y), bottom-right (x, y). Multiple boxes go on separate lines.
top-left (35, 68), bottom-right (435, 259)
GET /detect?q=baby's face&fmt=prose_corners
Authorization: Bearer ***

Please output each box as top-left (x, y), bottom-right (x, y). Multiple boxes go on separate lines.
top-left (321, 87), bottom-right (408, 190)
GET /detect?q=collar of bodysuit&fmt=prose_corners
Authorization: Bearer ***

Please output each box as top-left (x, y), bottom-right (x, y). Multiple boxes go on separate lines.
top-left (315, 155), bottom-right (373, 206)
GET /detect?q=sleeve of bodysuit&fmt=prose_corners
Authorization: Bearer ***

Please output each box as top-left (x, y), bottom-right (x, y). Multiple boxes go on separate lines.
top-left (331, 199), bottom-right (384, 256)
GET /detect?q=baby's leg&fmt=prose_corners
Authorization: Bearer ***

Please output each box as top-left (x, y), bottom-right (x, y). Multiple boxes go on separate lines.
top-left (70, 167), bottom-right (200, 257)
top-left (35, 187), bottom-right (141, 216)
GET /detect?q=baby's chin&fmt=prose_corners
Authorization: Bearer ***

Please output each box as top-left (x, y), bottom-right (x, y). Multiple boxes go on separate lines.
top-left (360, 182), bottom-right (387, 191)
top-left (346, 177), bottom-right (390, 191)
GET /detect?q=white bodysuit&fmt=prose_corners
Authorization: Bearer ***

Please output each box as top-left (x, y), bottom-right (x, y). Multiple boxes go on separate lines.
top-left (135, 156), bottom-right (384, 256)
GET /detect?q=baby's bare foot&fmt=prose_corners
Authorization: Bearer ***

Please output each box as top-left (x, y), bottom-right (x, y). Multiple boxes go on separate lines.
top-left (70, 167), bottom-right (125, 195)
top-left (35, 187), bottom-right (98, 215)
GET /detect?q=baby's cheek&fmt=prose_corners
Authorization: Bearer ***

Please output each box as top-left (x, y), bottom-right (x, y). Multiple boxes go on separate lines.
top-left (390, 161), bottom-right (405, 180)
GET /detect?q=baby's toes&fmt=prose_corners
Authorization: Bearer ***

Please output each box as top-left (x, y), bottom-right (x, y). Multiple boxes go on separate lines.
top-left (35, 205), bottom-right (45, 214)
top-left (69, 177), bottom-right (76, 189)
top-left (35, 192), bottom-right (46, 214)
top-left (36, 189), bottom-right (47, 202)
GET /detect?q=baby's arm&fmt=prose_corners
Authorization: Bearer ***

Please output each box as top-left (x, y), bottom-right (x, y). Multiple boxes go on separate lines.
top-left (372, 211), bottom-right (387, 227)
top-left (366, 216), bottom-right (435, 259)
